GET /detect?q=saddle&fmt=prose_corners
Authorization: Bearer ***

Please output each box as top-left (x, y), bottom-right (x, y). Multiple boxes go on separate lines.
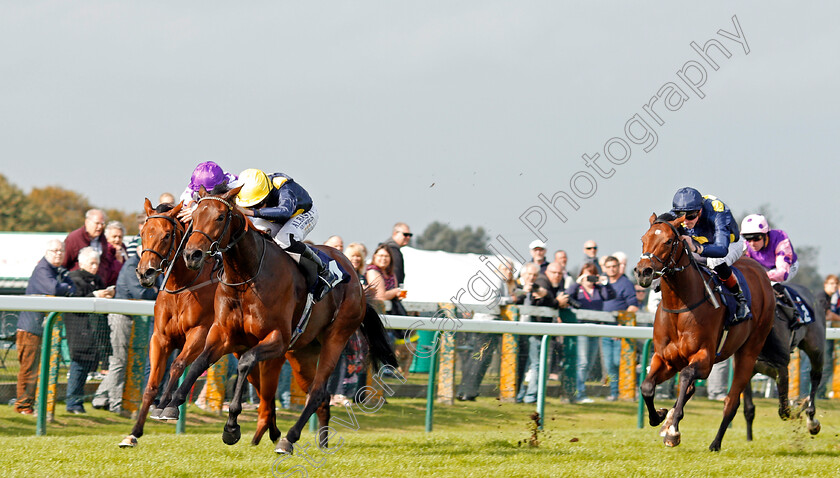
top-left (774, 284), bottom-right (814, 329)
top-left (701, 264), bottom-right (753, 327)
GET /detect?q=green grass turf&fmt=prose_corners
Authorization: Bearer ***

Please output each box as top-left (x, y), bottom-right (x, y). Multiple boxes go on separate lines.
top-left (2, 396), bottom-right (840, 477)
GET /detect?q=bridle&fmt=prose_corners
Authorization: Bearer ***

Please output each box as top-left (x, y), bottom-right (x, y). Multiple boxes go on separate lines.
top-left (642, 218), bottom-right (720, 314)
top-left (640, 219), bottom-right (690, 277)
top-left (141, 214), bottom-right (214, 294)
top-left (189, 195), bottom-right (264, 287)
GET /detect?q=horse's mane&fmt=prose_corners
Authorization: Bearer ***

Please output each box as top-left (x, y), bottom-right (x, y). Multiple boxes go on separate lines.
top-left (155, 203), bottom-right (175, 214)
top-left (656, 212), bottom-right (677, 222)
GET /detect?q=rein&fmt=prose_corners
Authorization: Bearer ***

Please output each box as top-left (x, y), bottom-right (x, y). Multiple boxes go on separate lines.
top-left (191, 195), bottom-right (264, 288)
top-left (142, 215), bottom-right (214, 294)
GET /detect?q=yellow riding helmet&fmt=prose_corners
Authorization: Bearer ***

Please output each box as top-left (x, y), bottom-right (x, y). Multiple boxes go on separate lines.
top-left (235, 169), bottom-right (271, 207)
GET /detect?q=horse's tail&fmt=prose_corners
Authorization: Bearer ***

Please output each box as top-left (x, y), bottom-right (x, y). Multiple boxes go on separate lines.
top-left (360, 303), bottom-right (399, 369)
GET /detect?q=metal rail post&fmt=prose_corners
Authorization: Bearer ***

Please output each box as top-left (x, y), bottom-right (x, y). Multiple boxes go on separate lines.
top-left (537, 335), bottom-right (550, 429)
top-left (425, 332), bottom-right (441, 432)
top-left (637, 339), bottom-right (652, 429)
top-left (36, 312), bottom-right (59, 436)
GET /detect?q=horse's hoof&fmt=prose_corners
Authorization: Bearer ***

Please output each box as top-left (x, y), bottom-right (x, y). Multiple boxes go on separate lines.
top-left (222, 425), bottom-right (241, 445)
top-left (709, 442), bottom-right (721, 452)
top-left (808, 420), bottom-right (821, 435)
top-left (778, 407), bottom-right (791, 420)
top-left (649, 408), bottom-right (669, 427)
top-left (275, 438), bottom-right (294, 455)
top-left (117, 435), bottom-right (138, 448)
top-left (149, 407), bottom-right (162, 419)
top-left (159, 406), bottom-right (180, 421)
top-left (664, 432), bottom-right (682, 447)
top-left (658, 409), bottom-right (676, 436)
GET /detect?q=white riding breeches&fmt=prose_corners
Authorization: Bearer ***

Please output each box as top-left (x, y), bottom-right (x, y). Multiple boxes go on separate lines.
top-left (694, 236), bottom-right (745, 269)
top-left (250, 205), bottom-right (319, 249)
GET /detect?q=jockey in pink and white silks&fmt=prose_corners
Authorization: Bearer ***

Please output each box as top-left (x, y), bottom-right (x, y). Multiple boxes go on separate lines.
top-left (741, 214), bottom-right (799, 284)
top-left (741, 214), bottom-right (802, 325)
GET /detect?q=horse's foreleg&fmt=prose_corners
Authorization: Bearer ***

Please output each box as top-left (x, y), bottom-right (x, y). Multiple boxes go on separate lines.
top-left (775, 364), bottom-right (791, 420)
top-left (158, 328), bottom-right (230, 421)
top-left (661, 357), bottom-right (707, 448)
top-left (803, 344), bottom-right (823, 435)
top-left (640, 353), bottom-right (676, 427)
top-left (251, 357), bottom-right (284, 446)
top-left (225, 333), bottom-right (287, 446)
top-left (122, 334), bottom-right (171, 445)
top-left (154, 327), bottom-right (208, 418)
top-left (743, 381), bottom-right (755, 442)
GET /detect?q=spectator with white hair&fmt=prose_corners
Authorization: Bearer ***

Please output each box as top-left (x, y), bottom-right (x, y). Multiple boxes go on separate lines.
top-left (14, 239), bottom-right (75, 415)
top-left (65, 247), bottom-right (115, 414)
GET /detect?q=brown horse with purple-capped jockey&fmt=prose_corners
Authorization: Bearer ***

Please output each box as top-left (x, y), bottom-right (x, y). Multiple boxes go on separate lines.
top-left (120, 200), bottom-right (281, 447)
top-left (634, 213), bottom-right (775, 451)
top-left (154, 186), bottom-right (397, 454)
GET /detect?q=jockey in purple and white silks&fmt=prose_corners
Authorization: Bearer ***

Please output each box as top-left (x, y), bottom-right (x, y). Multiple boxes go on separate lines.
top-left (668, 187), bottom-right (749, 321)
top-left (741, 214), bottom-right (802, 325)
top-left (741, 214), bottom-right (799, 283)
top-left (177, 161), bottom-right (238, 223)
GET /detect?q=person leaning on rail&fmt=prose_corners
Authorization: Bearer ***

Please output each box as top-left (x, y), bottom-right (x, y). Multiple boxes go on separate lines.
top-left (14, 239), bottom-right (76, 415)
top-left (64, 247), bottom-right (115, 414)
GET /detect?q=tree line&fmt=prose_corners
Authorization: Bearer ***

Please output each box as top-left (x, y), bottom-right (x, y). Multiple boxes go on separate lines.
top-left (0, 174), bottom-right (140, 235)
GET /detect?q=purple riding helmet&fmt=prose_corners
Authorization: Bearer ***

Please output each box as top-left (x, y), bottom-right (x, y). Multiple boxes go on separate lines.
top-left (188, 161), bottom-right (237, 193)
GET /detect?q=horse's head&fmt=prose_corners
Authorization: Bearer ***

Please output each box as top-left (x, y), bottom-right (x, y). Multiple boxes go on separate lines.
top-left (183, 185), bottom-right (244, 270)
top-left (634, 212), bottom-right (687, 288)
top-left (137, 199), bottom-right (185, 288)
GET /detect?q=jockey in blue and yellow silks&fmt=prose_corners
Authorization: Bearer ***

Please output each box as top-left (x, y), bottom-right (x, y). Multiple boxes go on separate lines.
top-left (668, 187), bottom-right (749, 321)
top-left (235, 169), bottom-right (341, 301)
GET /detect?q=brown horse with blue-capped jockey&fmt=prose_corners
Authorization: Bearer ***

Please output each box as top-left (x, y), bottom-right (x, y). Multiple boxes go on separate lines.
top-left (153, 185), bottom-right (397, 454)
top-left (635, 190), bottom-right (775, 451)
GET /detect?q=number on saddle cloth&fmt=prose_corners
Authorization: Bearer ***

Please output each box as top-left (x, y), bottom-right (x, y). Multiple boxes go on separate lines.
top-left (779, 285), bottom-right (814, 326)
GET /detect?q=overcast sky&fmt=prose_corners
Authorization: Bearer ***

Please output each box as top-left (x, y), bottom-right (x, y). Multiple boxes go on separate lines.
top-left (2, 2), bottom-right (838, 275)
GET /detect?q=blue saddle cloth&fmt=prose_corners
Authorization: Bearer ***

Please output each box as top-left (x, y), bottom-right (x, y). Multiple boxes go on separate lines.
top-left (314, 249), bottom-right (351, 284)
top-left (706, 266), bottom-right (752, 327)
top-left (783, 285), bottom-right (815, 325)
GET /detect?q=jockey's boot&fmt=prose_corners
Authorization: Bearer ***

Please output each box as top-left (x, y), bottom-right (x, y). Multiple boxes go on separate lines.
top-left (718, 267), bottom-right (750, 321)
top-left (300, 244), bottom-right (342, 301)
top-left (773, 283), bottom-right (802, 328)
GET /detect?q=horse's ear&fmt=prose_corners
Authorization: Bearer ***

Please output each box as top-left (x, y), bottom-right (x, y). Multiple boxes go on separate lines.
top-left (144, 198), bottom-right (155, 216)
top-left (198, 185), bottom-right (208, 198)
top-left (671, 215), bottom-right (686, 227)
top-left (169, 201), bottom-right (184, 218)
top-left (223, 185), bottom-right (243, 202)
top-left (649, 213), bottom-right (657, 225)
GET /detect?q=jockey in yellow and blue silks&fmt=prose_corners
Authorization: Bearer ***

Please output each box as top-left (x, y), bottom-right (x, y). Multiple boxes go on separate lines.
top-left (234, 169), bottom-right (341, 302)
top-left (668, 187), bottom-right (749, 321)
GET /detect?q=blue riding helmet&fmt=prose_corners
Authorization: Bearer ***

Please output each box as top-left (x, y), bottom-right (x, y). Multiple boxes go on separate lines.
top-left (672, 187), bottom-right (703, 212)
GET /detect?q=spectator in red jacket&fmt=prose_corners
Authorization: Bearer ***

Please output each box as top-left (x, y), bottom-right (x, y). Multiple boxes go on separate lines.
top-left (63, 209), bottom-right (119, 286)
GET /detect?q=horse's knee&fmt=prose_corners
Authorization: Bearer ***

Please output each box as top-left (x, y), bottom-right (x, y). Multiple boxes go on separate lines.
top-left (640, 380), bottom-right (656, 398)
